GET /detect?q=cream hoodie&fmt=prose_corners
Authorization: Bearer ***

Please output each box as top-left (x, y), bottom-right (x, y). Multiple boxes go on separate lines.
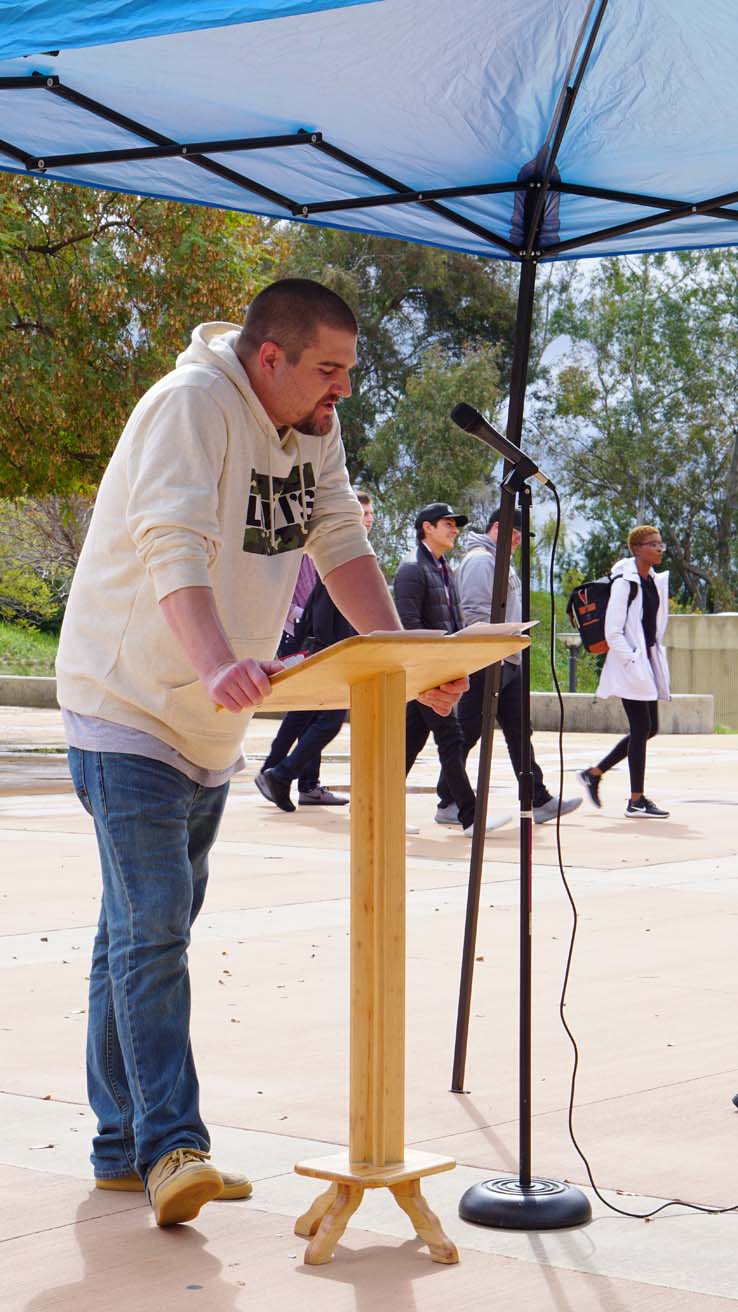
top-left (56, 323), bottom-right (372, 769)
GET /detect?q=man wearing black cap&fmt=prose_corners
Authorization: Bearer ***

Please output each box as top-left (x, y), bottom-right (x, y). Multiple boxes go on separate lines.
top-left (394, 503), bottom-right (510, 836)
top-left (436, 506), bottom-right (581, 825)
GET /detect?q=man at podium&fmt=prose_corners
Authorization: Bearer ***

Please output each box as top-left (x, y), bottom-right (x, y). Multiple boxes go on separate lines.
top-left (56, 278), bottom-right (467, 1229)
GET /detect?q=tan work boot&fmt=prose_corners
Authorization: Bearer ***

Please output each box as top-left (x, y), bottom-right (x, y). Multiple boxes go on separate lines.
top-left (145, 1147), bottom-right (224, 1226)
top-left (96, 1164), bottom-right (252, 1202)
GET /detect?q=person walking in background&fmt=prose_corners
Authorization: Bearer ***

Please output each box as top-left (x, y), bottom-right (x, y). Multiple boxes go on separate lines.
top-left (578, 525), bottom-right (671, 818)
top-left (394, 501), bottom-right (510, 837)
top-left (255, 491), bottom-right (374, 810)
top-left (437, 506), bottom-right (581, 825)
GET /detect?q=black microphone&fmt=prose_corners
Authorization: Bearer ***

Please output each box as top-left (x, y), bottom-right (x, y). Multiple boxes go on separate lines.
top-left (451, 402), bottom-right (551, 486)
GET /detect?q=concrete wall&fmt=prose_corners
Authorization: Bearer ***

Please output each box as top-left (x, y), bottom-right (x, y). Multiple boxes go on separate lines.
top-left (665, 613), bottom-right (738, 729)
top-left (0, 675), bottom-right (58, 708)
top-left (0, 674), bottom-right (715, 733)
top-left (530, 691), bottom-right (714, 735)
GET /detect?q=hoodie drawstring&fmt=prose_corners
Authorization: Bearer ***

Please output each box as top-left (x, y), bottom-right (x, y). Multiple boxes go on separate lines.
top-left (267, 441), bottom-right (276, 551)
top-left (276, 428), bottom-right (309, 549)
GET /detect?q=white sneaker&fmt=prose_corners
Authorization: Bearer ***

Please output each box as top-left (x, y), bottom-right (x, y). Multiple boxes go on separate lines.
top-left (430, 802), bottom-right (459, 823)
top-left (463, 814), bottom-right (511, 836)
top-left (533, 796), bottom-right (583, 824)
top-left (405, 823), bottom-right (420, 835)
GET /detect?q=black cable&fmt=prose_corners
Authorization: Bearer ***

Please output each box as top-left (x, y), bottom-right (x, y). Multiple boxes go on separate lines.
top-left (546, 480), bottom-right (738, 1219)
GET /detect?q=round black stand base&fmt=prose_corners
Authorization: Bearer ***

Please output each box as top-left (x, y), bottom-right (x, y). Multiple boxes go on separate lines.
top-left (459, 1175), bottom-right (592, 1230)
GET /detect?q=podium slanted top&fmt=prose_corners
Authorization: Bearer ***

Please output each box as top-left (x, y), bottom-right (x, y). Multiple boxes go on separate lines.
top-left (262, 623), bottom-right (532, 712)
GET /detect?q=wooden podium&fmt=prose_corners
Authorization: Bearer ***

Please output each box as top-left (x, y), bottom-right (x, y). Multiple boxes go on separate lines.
top-left (261, 629), bottom-right (528, 1265)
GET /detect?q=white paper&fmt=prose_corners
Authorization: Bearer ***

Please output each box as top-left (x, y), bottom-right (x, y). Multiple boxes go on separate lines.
top-left (450, 620), bottom-right (537, 637)
top-left (365, 622), bottom-right (536, 639)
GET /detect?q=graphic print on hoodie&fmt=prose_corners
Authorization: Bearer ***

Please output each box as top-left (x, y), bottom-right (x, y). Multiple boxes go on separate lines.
top-left (243, 463), bottom-right (317, 555)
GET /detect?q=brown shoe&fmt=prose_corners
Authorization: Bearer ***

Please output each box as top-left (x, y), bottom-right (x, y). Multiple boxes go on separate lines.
top-left (145, 1148), bottom-right (223, 1226)
top-left (96, 1163), bottom-right (253, 1202)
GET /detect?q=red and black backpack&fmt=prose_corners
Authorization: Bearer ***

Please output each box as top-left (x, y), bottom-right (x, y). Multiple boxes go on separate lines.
top-left (565, 574), bottom-right (638, 654)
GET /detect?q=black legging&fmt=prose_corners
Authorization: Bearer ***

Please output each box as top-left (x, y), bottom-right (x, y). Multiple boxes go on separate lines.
top-left (597, 699), bottom-right (659, 795)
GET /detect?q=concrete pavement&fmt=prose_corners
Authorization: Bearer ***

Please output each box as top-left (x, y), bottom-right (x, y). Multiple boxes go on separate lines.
top-left (1, 706), bottom-right (737, 1310)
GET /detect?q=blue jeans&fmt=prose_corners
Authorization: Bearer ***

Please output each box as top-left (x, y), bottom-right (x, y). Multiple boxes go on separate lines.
top-left (264, 709), bottom-right (347, 790)
top-left (67, 749), bottom-right (229, 1183)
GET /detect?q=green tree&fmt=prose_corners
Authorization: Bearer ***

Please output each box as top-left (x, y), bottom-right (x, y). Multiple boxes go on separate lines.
top-left (369, 346), bottom-right (502, 571)
top-left (539, 252), bottom-right (738, 610)
top-left (279, 227), bottom-right (518, 569)
top-left (278, 225), bottom-right (514, 467)
top-left (0, 495), bottom-right (91, 629)
top-left (0, 176), bottom-right (283, 496)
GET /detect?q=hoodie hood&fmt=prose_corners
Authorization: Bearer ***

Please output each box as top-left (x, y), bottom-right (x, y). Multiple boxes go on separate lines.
top-left (177, 321), bottom-right (247, 392)
top-left (176, 322), bottom-right (319, 551)
top-left (177, 322), bottom-right (283, 444)
top-left (465, 528), bottom-right (494, 554)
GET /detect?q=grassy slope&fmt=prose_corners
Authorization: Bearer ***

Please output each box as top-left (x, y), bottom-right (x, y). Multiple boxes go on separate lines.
top-left (0, 622), bottom-right (58, 676)
top-left (528, 589), bottom-right (599, 694)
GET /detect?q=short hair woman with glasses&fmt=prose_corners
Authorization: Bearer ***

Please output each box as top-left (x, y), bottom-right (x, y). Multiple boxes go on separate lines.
top-left (578, 526), bottom-right (671, 818)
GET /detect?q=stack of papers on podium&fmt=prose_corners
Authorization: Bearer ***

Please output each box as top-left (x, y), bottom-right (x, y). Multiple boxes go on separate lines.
top-left (368, 621), bottom-right (537, 639)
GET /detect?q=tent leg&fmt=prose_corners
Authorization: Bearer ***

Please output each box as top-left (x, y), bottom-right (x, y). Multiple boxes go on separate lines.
top-left (450, 257), bottom-right (537, 1093)
top-left (506, 260), bottom-right (537, 445)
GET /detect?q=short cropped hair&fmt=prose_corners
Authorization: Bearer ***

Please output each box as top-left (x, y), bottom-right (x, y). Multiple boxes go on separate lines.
top-left (238, 278), bottom-right (357, 363)
top-left (628, 524), bottom-right (660, 552)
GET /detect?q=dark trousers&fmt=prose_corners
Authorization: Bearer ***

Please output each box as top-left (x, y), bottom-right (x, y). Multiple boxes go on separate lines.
top-left (597, 699), bottom-right (658, 795)
top-left (405, 700), bottom-right (476, 830)
top-left (264, 709), bottom-right (347, 791)
top-left (437, 665), bottom-right (551, 810)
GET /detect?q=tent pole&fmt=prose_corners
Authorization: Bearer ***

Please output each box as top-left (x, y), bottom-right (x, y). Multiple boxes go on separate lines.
top-left (506, 259), bottom-right (537, 446)
top-left (451, 256), bottom-right (536, 1094)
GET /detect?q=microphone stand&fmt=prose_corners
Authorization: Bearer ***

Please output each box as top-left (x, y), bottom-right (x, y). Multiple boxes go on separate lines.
top-left (451, 487), bottom-right (516, 1089)
top-left (456, 465), bottom-right (591, 1229)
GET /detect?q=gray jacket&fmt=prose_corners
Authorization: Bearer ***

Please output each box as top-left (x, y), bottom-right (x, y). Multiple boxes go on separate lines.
top-left (455, 529), bottom-right (522, 665)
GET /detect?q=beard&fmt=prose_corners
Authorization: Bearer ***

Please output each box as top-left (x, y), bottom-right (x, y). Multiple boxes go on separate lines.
top-left (293, 400), bottom-right (337, 436)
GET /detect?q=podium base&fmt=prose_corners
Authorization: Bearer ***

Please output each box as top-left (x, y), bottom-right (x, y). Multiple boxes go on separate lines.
top-left (459, 1175), bottom-right (592, 1230)
top-left (294, 1152), bottom-right (459, 1265)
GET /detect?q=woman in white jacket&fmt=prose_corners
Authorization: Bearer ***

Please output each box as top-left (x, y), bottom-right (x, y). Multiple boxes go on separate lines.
top-left (578, 526), bottom-right (671, 818)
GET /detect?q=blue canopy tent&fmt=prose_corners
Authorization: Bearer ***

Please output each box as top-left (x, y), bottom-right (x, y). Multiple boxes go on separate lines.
top-left (2, 0), bottom-right (738, 505)
top-left (3, 0), bottom-right (738, 264)
top-left (3, 0), bottom-right (737, 1230)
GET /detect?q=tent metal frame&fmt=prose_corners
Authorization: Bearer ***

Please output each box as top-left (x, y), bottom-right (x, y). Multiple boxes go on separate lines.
top-left (2, 68), bottom-right (738, 264)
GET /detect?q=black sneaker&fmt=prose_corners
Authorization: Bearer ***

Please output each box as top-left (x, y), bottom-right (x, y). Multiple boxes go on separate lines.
top-left (577, 768), bottom-right (602, 809)
top-left (624, 796), bottom-right (669, 819)
top-left (255, 768), bottom-right (295, 813)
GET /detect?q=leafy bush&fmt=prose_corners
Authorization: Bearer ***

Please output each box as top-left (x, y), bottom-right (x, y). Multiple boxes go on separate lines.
top-left (0, 564), bottom-right (65, 630)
